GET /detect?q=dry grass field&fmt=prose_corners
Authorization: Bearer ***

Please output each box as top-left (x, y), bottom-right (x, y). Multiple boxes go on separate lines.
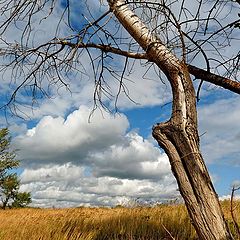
top-left (0, 201), bottom-right (239, 240)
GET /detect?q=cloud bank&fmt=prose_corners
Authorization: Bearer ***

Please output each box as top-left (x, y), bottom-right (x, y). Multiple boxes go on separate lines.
top-left (15, 106), bottom-right (177, 207)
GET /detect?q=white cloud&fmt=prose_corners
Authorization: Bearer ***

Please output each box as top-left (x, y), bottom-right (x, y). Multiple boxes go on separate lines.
top-left (20, 163), bottom-right (85, 184)
top-left (13, 105), bottom-right (129, 166)
top-left (14, 105), bottom-right (176, 207)
top-left (219, 195), bottom-right (240, 201)
top-left (13, 95), bottom-right (240, 207)
top-left (199, 97), bottom-right (240, 165)
top-left (14, 105), bottom-right (172, 181)
top-left (19, 163), bottom-right (177, 208)
top-left (91, 132), bottom-right (171, 180)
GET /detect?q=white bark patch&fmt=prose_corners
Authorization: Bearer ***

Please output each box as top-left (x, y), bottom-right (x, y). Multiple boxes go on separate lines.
top-left (110, 0), bottom-right (179, 68)
top-left (177, 75), bottom-right (187, 126)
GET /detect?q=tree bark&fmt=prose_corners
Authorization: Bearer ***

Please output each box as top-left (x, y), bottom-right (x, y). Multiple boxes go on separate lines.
top-left (188, 65), bottom-right (240, 95)
top-left (108, 1), bottom-right (233, 239)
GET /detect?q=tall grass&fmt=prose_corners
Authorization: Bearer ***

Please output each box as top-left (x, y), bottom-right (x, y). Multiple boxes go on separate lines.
top-left (0, 201), bottom-right (239, 240)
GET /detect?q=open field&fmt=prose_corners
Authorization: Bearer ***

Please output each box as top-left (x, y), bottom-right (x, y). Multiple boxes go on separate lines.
top-left (0, 201), bottom-right (239, 240)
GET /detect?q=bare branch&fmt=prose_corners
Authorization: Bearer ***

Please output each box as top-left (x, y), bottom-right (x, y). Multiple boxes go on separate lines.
top-left (58, 41), bottom-right (148, 60)
top-left (188, 65), bottom-right (240, 94)
top-left (0, 0), bottom-right (239, 115)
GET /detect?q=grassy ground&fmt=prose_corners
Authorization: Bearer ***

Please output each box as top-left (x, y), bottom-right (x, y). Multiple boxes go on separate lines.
top-left (0, 201), bottom-right (239, 240)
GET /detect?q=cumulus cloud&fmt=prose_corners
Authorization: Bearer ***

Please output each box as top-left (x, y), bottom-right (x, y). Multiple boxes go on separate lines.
top-left (14, 106), bottom-right (172, 181)
top-left (90, 132), bottom-right (171, 180)
top-left (199, 97), bottom-right (240, 165)
top-left (19, 163), bottom-right (177, 208)
top-left (13, 96), bottom-right (240, 207)
top-left (14, 105), bottom-right (176, 207)
top-left (13, 106), bottom-right (129, 166)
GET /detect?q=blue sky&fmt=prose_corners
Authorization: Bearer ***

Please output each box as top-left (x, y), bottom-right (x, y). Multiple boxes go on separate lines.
top-left (0, 0), bottom-right (239, 207)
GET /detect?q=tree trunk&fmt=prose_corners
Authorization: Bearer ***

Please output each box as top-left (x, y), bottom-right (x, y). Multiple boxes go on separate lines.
top-left (108, 1), bottom-right (233, 239)
top-left (152, 64), bottom-right (233, 240)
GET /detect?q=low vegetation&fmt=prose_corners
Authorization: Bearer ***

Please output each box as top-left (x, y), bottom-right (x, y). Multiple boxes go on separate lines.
top-left (0, 201), bottom-right (239, 240)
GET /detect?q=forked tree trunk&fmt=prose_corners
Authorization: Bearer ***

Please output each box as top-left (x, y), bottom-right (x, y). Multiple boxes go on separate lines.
top-left (108, 1), bottom-right (233, 239)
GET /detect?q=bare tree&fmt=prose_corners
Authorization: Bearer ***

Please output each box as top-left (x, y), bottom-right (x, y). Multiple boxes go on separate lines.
top-left (0, 0), bottom-right (239, 239)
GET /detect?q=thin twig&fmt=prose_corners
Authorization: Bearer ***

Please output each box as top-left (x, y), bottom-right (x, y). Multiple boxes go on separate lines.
top-left (161, 223), bottom-right (176, 240)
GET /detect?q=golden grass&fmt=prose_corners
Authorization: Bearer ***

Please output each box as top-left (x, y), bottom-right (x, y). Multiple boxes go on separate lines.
top-left (0, 201), bottom-right (239, 240)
